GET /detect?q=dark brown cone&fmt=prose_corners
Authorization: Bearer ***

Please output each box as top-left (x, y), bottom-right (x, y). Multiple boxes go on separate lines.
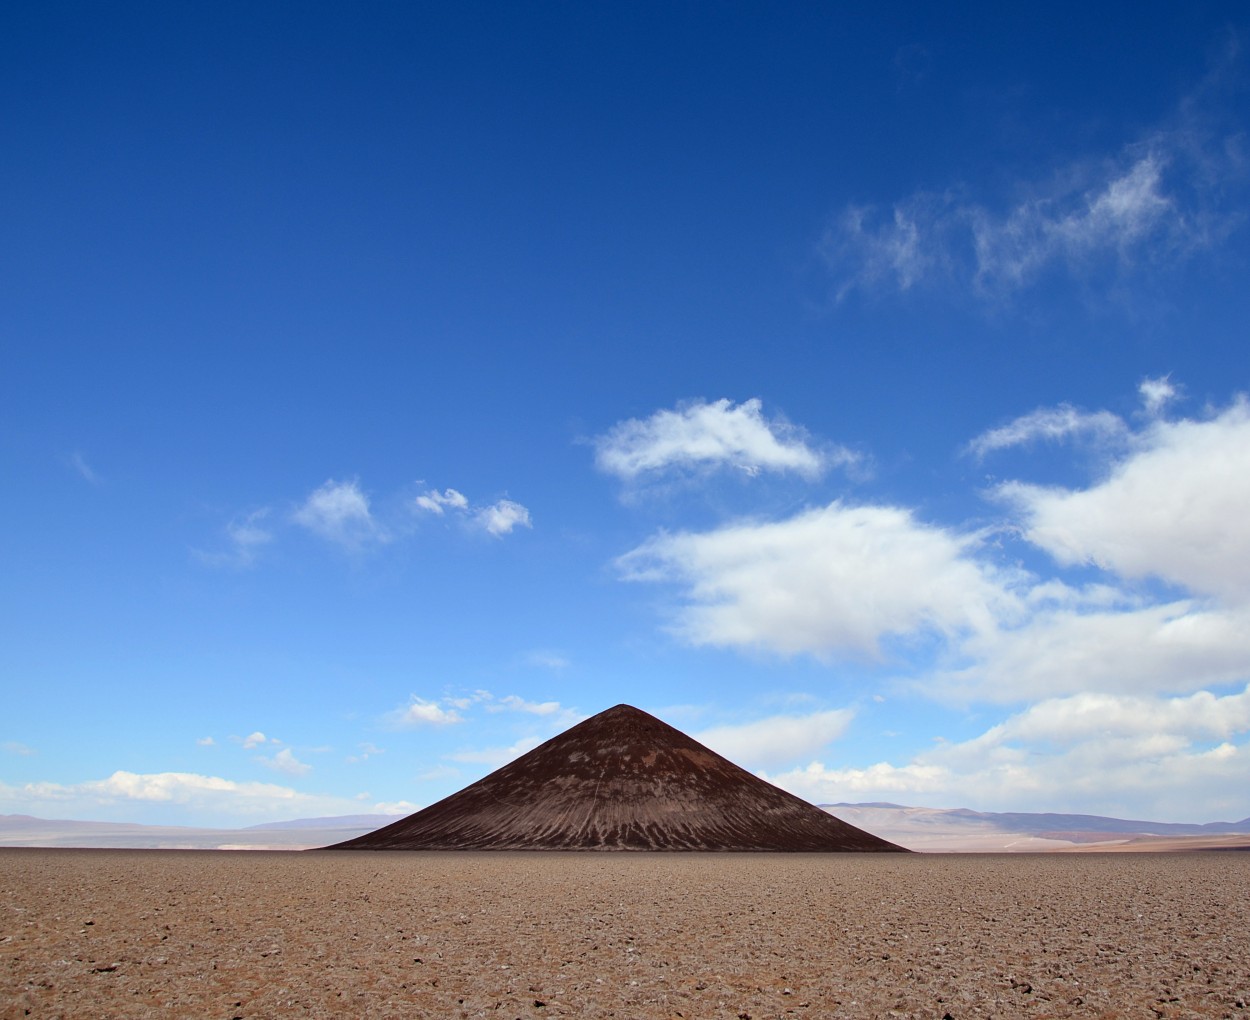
top-left (326, 704), bottom-right (907, 852)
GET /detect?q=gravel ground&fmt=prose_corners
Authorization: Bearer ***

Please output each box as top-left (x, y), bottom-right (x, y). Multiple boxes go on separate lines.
top-left (3, 849), bottom-right (1248, 1019)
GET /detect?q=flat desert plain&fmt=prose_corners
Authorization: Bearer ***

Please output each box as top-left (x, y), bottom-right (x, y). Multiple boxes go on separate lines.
top-left (3, 850), bottom-right (1248, 1019)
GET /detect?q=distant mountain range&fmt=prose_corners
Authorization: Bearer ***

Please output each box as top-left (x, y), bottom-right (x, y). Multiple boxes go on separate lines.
top-left (0, 813), bottom-right (405, 850)
top-left (820, 803), bottom-right (1250, 852)
top-left (4, 804), bottom-right (1249, 852)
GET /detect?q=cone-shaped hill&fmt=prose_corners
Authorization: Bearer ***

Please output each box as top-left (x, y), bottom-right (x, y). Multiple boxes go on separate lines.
top-left (326, 704), bottom-right (906, 852)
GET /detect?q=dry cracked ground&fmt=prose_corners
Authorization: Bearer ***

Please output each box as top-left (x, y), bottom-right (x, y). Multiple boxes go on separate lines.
top-left (2, 849), bottom-right (1248, 1019)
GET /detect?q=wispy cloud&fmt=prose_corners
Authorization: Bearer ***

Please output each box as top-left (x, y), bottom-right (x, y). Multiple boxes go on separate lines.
top-left (293, 479), bottom-right (384, 548)
top-left (387, 696), bottom-right (464, 728)
top-left (594, 398), bottom-right (843, 483)
top-left (3, 741), bottom-right (35, 757)
top-left (967, 405), bottom-right (1128, 459)
top-left (68, 451), bottom-right (101, 485)
top-left (447, 736), bottom-right (544, 767)
top-left (824, 76), bottom-right (1246, 302)
top-left (696, 708), bottom-right (855, 768)
top-left (256, 747), bottom-right (312, 777)
top-left (524, 650), bottom-right (570, 670)
top-left (490, 695), bottom-right (564, 716)
top-left (195, 509), bottom-right (274, 568)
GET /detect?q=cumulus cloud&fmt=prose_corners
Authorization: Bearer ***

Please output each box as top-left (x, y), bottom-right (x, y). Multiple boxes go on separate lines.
top-left (945, 599), bottom-right (1250, 703)
top-left (475, 499), bottom-right (532, 537)
top-left (293, 479), bottom-right (383, 548)
top-left (413, 488), bottom-right (469, 514)
top-left (1138, 375), bottom-right (1178, 416)
top-left (412, 485), bottom-right (532, 538)
top-left (447, 736), bottom-right (544, 767)
top-left (766, 686), bottom-right (1250, 822)
top-left (388, 696), bottom-right (464, 728)
top-left (696, 708), bottom-right (855, 768)
top-left (996, 398), bottom-right (1250, 600)
top-left (619, 501), bottom-right (1016, 659)
top-left (0, 770), bottom-right (362, 824)
top-left (257, 748), bottom-right (312, 777)
top-left (620, 385), bottom-right (1250, 721)
top-left (594, 398), bottom-right (839, 482)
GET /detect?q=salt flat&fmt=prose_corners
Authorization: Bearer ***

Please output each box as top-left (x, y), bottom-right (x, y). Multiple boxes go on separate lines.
top-left (3, 849), bottom-right (1248, 1019)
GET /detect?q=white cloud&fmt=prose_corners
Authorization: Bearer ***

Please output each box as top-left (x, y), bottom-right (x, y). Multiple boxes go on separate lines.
top-left (411, 485), bottom-right (531, 539)
top-left (767, 686), bottom-right (1250, 822)
top-left (475, 499), bottom-right (532, 537)
top-left (257, 748), bottom-right (311, 777)
top-left (824, 90), bottom-right (1244, 302)
top-left (525, 650), bottom-right (570, 670)
top-left (448, 736), bottom-right (543, 767)
top-left (971, 154), bottom-right (1175, 290)
top-left (414, 488), bottom-right (469, 514)
top-left (68, 450), bottom-right (101, 485)
top-left (966, 686), bottom-right (1250, 748)
top-left (945, 599), bottom-right (1250, 703)
top-left (968, 405), bottom-right (1127, 458)
top-left (618, 388), bottom-right (1250, 714)
top-left (414, 764), bottom-right (460, 783)
top-left (492, 695), bottom-right (564, 716)
top-left (293, 479), bottom-right (383, 548)
top-left (997, 398), bottom-right (1250, 599)
top-left (619, 501), bottom-right (1017, 659)
top-left (696, 708), bottom-right (855, 768)
top-left (3, 741), bottom-right (35, 756)
top-left (594, 398), bottom-right (837, 481)
top-left (443, 690), bottom-right (494, 711)
top-left (346, 742), bottom-right (385, 763)
top-left (388, 696), bottom-right (464, 728)
top-left (194, 508), bottom-right (274, 569)
top-left (371, 799), bottom-right (419, 815)
top-left (196, 737), bottom-right (215, 747)
top-left (0, 770), bottom-right (361, 824)
top-left (1138, 375), bottom-right (1177, 416)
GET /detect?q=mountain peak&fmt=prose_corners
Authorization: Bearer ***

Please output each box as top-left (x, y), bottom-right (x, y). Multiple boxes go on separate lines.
top-left (328, 704), bottom-right (905, 852)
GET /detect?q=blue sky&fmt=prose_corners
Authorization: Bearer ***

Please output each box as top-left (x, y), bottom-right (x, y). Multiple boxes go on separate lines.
top-left (4, 2), bottom-right (1250, 827)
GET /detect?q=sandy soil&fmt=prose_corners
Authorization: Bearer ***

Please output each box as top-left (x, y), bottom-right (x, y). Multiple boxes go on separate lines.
top-left (3, 849), bottom-right (1248, 1019)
